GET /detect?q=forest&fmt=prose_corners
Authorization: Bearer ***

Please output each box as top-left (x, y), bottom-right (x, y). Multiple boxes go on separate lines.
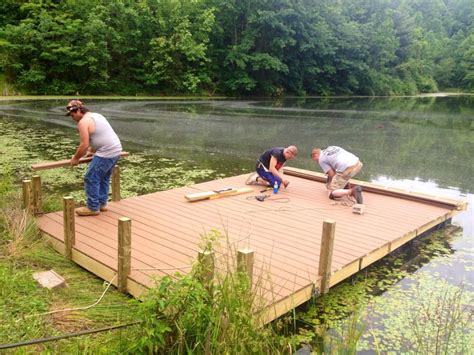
top-left (0, 0), bottom-right (473, 96)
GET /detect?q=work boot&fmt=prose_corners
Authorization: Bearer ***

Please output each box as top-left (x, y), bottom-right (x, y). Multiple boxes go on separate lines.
top-left (100, 204), bottom-right (108, 212)
top-left (75, 206), bottom-right (99, 216)
top-left (245, 173), bottom-right (259, 185)
top-left (350, 186), bottom-right (363, 204)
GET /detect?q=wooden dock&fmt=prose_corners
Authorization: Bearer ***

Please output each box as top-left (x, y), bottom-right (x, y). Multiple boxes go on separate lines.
top-left (35, 167), bottom-right (467, 324)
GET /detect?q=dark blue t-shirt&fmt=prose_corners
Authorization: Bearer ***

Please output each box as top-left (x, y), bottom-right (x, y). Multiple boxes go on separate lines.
top-left (257, 147), bottom-right (286, 170)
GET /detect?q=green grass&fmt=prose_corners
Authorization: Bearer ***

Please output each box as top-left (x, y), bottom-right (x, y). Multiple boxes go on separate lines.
top-left (0, 186), bottom-right (142, 352)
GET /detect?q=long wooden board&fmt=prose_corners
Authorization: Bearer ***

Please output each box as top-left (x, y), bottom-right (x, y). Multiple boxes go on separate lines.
top-left (185, 187), bottom-right (253, 202)
top-left (31, 151), bottom-right (129, 171)
top-left (284, 166), bottom-right (467, 210)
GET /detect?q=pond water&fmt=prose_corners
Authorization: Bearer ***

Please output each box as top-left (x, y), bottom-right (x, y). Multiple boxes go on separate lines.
top-left (1, 96), bottom-right (473, 350)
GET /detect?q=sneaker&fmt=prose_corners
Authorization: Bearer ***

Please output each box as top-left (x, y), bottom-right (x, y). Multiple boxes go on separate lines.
top-left (75, 206), bottom-right (100, 216)
top-left (351, 186), bottom-right (363, 204)
top-left (245, 173), bottom-right (259, 185)
top-left (100, 204), bottom-right (108, 212)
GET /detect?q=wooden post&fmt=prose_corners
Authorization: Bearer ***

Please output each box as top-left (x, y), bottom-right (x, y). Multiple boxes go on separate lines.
top-left (63, 196), bottom-right (75, 260)
top-left (318, 220), bottom-right (336, 294)
top-left (237, 249), bottom-right (255, 285)
top-left (22, 179), bottom-right (33, 211)
top-left (111, 165), bottom-right (120, 202)
top-left (118, 217), bottom-right (131, 293)
top-left (198, 250), bottom-right (215, 287)
top-left (32, 175), bottom-right (42, 214)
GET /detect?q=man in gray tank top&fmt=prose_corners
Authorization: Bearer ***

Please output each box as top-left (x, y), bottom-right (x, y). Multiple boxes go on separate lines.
top-left (311, 146), bottom-right (364, 204)
top-left (66, 100), bottom-right (122, 216)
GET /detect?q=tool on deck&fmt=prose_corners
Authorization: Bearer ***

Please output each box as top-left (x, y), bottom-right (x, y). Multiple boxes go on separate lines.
top-left (255, 194), bottom-right (270, 202)
top-left (213, 187), bottom-right (233, 193)
top-left (351, 186), bottom-right (364, 214)
top-left (352, 203), bottom-right (365, 214)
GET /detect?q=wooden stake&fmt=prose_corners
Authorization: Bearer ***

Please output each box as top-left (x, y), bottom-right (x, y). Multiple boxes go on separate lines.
top-left (32, 175), bottom-right (42, 214)
top-left (22, 179), bottom-right (33, 211)
top-left (112, 165), bottom-right (121, 202)
top-left (63, 196), bottom-right (75, 260)
top-left (237, 249), bottom-right (255, 285)
top-left (198, 250), bottom-right (215, 286)
top-left (118, 217), bottom-right (131, 293)
top-left (318, 220), bottom-right (336, 294)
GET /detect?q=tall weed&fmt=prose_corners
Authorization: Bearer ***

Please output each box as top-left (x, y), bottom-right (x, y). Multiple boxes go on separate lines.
top-left (135, 229), bottom-right (291, 354)
top-left (0, 168), bottom-right (40, 260)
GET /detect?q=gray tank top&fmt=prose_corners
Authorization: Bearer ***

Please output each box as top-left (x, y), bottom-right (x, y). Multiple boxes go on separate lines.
top-left (87, 112), bottom-right (122, 158)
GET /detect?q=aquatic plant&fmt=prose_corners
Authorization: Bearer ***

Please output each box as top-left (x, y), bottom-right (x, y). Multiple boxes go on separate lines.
top-left (292, 226), bottom-right (474, 353)
top-left (364, 274), bottom-right (473, 353)
top-left (0, 118), bottom-right (217, 211)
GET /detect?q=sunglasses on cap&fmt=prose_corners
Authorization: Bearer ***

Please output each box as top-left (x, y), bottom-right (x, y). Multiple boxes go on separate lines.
top-left (65, 105), bottom-right (80, 116)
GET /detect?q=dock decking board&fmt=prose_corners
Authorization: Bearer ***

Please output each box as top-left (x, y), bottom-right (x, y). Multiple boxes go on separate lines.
top-left (36, 169), bottom-right (466, 323)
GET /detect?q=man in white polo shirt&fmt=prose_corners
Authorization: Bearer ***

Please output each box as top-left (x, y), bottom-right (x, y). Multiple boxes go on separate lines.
top-left (311, 146), bottom-right (363, 203)
top-left (66, 99), bottom-right (122, 216)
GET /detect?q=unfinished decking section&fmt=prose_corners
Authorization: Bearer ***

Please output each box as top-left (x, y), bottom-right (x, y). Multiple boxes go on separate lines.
top-left (36, 167), bottom-right (467, 323)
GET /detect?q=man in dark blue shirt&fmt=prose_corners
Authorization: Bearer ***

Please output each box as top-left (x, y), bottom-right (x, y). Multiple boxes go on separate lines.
top-left (246, 145), bottom-right (298, 188)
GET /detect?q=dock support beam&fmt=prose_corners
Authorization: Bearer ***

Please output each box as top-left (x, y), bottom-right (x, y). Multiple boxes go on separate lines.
top-left (318, 220), bottom-right (336, 294)
top-left (118, 217), bottom-right (132, 293)
top-left (22, 179), bottom-right (33, 212)
top-left (112, 165), bottom-right (121, 202)
top-left (237, 249), bottom-right (255, 285)
top-left (32, 175), bottom-right (42, 214)
top-left (198, 250), bottom-right (215, 287)
top-left (63, 196), bottom-right (75, 260)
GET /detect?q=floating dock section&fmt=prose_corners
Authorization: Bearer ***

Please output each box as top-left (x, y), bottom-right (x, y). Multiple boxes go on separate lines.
top-left (36, 167), bottom-right (467, 324)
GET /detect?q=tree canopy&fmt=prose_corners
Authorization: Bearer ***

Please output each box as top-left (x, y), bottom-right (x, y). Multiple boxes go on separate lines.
top-left (0, 0), bottom-right (472, 95)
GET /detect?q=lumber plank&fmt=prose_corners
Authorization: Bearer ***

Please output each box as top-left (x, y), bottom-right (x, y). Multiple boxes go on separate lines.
top-left (31, 151), bottom-right (129, 171)
top-left (329, 260), bottom-right (360, 287)
top-left (283, 166), bottom-right (466, 209)
top-left (185, 187), bottom-right (253, 201)
top-left (259, 284), bottom-right (314, 326)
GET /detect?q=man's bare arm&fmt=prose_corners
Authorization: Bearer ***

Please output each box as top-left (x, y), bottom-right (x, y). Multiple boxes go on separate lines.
top-left (71, 118), bottom-right (91, 165)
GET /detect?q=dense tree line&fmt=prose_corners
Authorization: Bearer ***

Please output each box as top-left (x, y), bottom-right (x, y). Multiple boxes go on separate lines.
top-left (0, 0), bottom-right (473, 96)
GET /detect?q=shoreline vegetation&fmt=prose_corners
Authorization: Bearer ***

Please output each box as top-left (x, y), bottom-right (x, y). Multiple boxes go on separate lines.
top-left (0, 92), bottom-right (473, 102)
top-left (1, 1), bottom-right (473, 97)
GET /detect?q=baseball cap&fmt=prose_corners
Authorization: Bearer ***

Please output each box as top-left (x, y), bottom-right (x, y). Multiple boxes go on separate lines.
top-left (65, 99), bottom-right (85, 116)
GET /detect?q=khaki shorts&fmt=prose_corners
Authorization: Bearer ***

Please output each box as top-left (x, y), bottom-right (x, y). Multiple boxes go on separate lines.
top-left (327, 161), bottom-right (363, 191)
